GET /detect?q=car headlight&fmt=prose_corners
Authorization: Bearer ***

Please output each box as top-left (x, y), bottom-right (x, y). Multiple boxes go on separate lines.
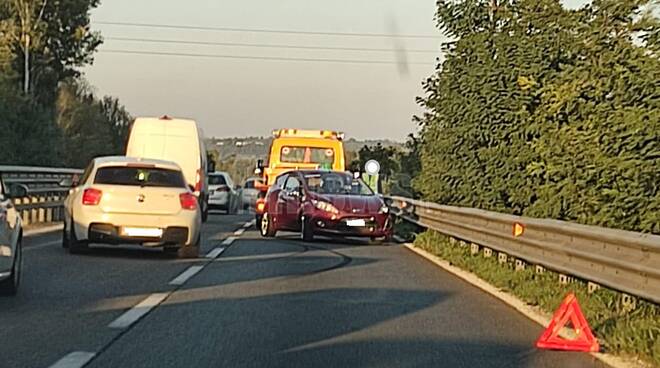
top-left (379, 205), bottom-right (390, 214)
top-left (313, 200), bottom-right (339, 214)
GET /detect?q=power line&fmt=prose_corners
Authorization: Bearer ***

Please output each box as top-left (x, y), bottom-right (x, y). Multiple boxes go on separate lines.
top-left (105, 36), bottom-right (440, 54)
top-left (100, 49), bottom-right (435, 65)
top-left (97, 21), bottom-right (441, 40)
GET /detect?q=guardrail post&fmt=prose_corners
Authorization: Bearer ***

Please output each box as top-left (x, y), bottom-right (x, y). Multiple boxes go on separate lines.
top-left (54, 195), bottom-right (61, 221)
top-left (38, 196), bottom-right (45, 223)
top-left (46, 195), bottom-right (53, 223)
top-left (621, 294), bottom-right (637, 312)
top-left (470, 243), bottom-right (480, 255)
top-left (498, 252), bottom-right (507, 264)
top-left (21, 198), bottom-right (29, 226)
top-left (30, 196), bottom-right (38, 225)
top-left (483, 247), bottom-right (493, 258)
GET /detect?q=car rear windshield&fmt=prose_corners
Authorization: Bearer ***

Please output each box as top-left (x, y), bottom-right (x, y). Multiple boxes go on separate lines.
top-left (94, 166), bottom-right (187, 188)
top-left (209, 175), bottom-right (227, 185)
top-left (280, 146), bottom-right (334, 167)
top-left (304, 172), bottom-right (373, 196)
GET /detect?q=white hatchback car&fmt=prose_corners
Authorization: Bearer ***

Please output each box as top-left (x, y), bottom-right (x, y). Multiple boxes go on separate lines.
top-left (63, 156), bottom-right (202, 258)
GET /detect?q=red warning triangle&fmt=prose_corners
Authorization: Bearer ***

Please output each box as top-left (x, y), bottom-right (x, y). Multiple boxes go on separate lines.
top-left (536, 293), bottom-right (599, 352)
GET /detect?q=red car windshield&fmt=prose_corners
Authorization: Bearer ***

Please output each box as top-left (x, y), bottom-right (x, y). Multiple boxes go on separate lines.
top-left (304, 172), bottom-right (373, 196)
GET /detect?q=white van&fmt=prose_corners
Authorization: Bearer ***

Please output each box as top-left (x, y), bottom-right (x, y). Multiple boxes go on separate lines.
top-left (126, 116), bottom-right (214, 221)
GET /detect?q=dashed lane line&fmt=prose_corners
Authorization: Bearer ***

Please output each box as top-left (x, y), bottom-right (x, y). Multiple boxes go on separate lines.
top-left (205, 247), bottom-right (227, 260)
top-left (53, 224), bottom-right (248, 366)
top-left (107, 293), bottom-right (170, 329)
top-left (48, 351), bottom-right (96, 368)
top-left (168, 265), bottom-right (205, 286)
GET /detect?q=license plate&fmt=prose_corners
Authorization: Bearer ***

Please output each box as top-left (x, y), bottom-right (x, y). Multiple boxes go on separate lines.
top-left (121, 227), bottom-right (163, 238)
top-left (346, 219), bottom-right (366, 227)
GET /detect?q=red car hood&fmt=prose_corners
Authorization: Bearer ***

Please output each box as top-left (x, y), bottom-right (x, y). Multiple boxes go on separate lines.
top-left (315, 194), bottom-right (384, 215)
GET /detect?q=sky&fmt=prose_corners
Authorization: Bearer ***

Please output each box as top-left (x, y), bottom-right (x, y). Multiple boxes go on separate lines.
top-left (84, 0), bottom-right (590, 141)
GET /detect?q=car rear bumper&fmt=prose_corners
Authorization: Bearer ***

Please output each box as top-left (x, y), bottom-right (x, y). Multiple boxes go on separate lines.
top-left (208, 194), bottom-right (229, 207)
top-left (88, 224), bottom-right (189, 246)
top-left (73, 211), bottom-right (200, 246)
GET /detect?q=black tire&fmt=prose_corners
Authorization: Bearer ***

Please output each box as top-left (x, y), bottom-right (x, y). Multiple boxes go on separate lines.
top-left (68, 220), bottom-right (89, 254)
top-left (255, 215), bottom-right (262, 230)
top-left (301, 216), bottom-right (314, 242)
top-left (202, 203), bottom-right (209, 223)
top-left (177, 235), bottom-right (200, 259)
top-left (0, 238), bottom-right (21, 296)
top-left (260, 212), bottom-right (276, 238)
top-left (62, 223), bottom-right (70, 249)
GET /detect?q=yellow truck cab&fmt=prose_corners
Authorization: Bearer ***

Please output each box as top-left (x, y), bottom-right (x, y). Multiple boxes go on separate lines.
top-left (255, 129), bottom-right (346, 221)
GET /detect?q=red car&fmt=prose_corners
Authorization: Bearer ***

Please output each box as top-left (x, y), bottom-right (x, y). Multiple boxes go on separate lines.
top-left (260, 170), bottom-right (393, 242)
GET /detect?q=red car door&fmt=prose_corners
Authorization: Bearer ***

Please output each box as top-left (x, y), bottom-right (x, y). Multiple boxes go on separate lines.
top-left (277, 174), bottom-right (303, 230)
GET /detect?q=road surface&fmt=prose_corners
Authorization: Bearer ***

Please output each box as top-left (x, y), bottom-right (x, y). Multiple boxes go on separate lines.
top-left (0, 213), bottom-right (606, 368)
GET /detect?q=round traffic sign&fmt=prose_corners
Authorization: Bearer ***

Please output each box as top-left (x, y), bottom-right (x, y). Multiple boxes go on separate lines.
top-left (365, 160), bottom-right (381, 175)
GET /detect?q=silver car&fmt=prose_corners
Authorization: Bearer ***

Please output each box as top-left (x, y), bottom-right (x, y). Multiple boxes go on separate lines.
top-left (208, 172), bottom-right (240, 214)
top-left (0, 176), bottom-right (26, 296)
top-left (241, 177), bottom-right (263, 210)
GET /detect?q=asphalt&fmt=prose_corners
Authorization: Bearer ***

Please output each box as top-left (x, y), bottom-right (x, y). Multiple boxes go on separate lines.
top-left (0, 214), bottom-right (607, 368)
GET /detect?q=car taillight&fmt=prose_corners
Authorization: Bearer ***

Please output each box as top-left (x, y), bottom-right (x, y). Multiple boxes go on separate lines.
top-left (82, 188), bottom-right (103, 206)
top-left (180, 193), bottom-right (198, 210)
top-left (256, 198), bottom-right (266, 213)
top-left (194, 169), bottom-right (202, 193)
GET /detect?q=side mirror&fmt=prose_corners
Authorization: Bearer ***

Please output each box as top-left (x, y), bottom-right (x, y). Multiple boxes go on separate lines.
top-left (207, 161), bottom-right (216, 173)
top-left (6, 183), bottom-right (28, 199)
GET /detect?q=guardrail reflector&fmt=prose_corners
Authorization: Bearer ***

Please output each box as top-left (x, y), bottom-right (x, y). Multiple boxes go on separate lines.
top-left (513, 222), bottom-right (525, 237)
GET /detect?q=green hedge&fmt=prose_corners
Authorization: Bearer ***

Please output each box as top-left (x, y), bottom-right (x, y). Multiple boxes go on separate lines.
top-left (415, 0), bottom-right (659, 233)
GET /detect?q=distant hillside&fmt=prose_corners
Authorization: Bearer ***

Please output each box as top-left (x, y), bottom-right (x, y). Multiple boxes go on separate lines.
top-left (207, 137), bottom-right (403, 159)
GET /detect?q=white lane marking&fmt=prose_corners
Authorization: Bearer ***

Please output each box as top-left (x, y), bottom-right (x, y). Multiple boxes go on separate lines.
top-left (243, 221), bottom-right (253, 229)
top-left (169, 266), bottom-right (204, 286)
top-left (205, 247), bottom-right (226, 259)
top-left (24, 224), bottom-right (63, 237)
top-left (108, 293), bottom-right (169, 329)
top-left (234, 228), bottom-right (245, 236)
top-left (222, 236), bottom-right (236, 246)
top-left (25, 240), bottom-right (61, 251)
top-left (49, 351), bottom-right (96, 368)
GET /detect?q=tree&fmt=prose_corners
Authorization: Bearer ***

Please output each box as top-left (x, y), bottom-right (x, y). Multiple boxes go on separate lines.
top-left (415, 0), bottom-right (659, 232)
top-left (56, 79), bottom-right (130, 167)
top-left (0, 0), bottom-right (101, 101)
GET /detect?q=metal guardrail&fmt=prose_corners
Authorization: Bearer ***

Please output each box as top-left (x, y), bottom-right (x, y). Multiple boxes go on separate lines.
top-left (387, 196), bottom-right (660, 305)
top-left (0, 166), bottom-right (82, 226)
